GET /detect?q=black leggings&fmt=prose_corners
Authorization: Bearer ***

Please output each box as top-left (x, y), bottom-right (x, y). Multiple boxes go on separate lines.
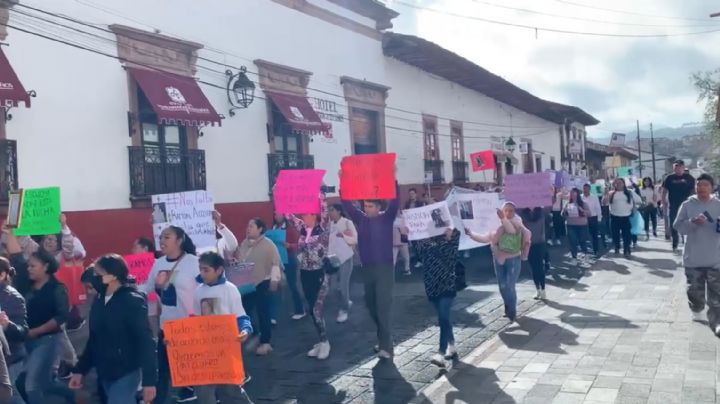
top-left (642, 206), bottom-right (658, 235)
top-left (528, 244), bottom-right (547, 289)
top-left (611, 215), bottom-right (632, 255)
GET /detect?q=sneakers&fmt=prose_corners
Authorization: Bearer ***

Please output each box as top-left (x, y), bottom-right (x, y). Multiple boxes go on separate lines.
top-left (714, 325), bottom-right (720, 337)
top-left (539, 289), bottom-right (547, 300)
top-left (569, 258), bottom-right (578, 266)
top-left (546, 240), bottom-right (554, 246)
top-left (174, 387), bottom-right (197, 402)
top-left (377, 350), bottom-right (393, 360)
top-left (317, 341), bottom-right (331, 360)
top-left (534, 289), bottom-right (542, 300)
top-left (307, 343), bottom-right (321, 357)
top-left (337, 310), bottom-right (349, 323)
top-left (271, 319), bottom-right (277, 326)
top-left (444, 344), bottom-right (458, 360)
top-left (402, 270), bottom-right (412, 276)
top-left (692, 310), bottom-right (708, 323)
top-left (430, 353), bottom-right (447, 368)
top-left (373, 345), bottom-right (380, 353)
top-left (291, 313), bottom-right (307, 320)
top-left (414, 262), bottom-right (423, 268)
top-left (256, 343), bottom-right (273, 356)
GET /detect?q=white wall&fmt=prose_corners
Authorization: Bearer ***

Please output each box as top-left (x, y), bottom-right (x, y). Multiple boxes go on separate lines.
top-left (4, 0), bottom-right (567, 213)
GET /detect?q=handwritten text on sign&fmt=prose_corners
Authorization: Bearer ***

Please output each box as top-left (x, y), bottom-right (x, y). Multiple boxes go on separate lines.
top-left (273, 169), bottom-right (325, 214)
top-left (504, 172), bottom-right (553, 208)
top-left (14, 187), bottom-right (62, 236)
top-left (124, 253), bottom-right (157, 302)
top-left (403, 201), bottom-right (454, 241)
top-left (163, 315), bottom-right (244, 387)
top-left (340, 153), bottom-right (396, 200)
top-left (152, 191), bottom-right (215, 251)
top-left (447, 190), bottom-right (501, 250)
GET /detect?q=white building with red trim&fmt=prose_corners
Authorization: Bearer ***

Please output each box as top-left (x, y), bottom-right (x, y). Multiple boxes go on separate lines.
top-left (0, 0), bottom-right (598, 257)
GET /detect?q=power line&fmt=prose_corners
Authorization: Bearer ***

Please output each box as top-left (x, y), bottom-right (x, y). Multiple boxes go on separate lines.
top-left (393, 0), bottom-right (720, 37)
top-left (468, 0), bottom-right (720, 28)
top-left (553, 0), bottom-right (717, 23)
top-left (11, 3), bottom-right (562, 132)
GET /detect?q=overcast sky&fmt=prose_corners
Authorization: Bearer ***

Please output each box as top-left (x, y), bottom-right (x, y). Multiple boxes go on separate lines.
top-left (384, 0), bottom-right (720, 137)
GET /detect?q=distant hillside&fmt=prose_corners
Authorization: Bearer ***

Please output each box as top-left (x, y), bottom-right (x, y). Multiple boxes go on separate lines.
top-left (590, 123), bottom-right (706, 142)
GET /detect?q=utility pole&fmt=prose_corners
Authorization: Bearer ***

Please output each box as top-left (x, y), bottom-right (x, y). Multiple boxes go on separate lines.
top-left (636, 120), bottom-right (642, 177)
top-left (650, 123), bottom-right (657, 181)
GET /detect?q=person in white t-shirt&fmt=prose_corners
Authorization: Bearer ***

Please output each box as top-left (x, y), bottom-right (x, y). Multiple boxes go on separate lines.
top-left (550, 188), bottom-right (566, 245)
top-left (327, 204), bottom-right (358, 324)
top-left (193, 251), bottom-right (253, 404)
top-left (639, 177), bottom-right (659, 239)
top-left (582, 184), bottom-right (603, 256)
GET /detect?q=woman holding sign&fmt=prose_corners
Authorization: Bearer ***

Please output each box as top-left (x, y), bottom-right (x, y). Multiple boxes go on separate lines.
top-left (139, 226), bottom-right (199, 404)
top-left (69, 254), bottom-right (157, 404)
top-left (289, 197), bottom-right (333, 360)
top-left (415, 227), bottom-right (461, 368)
top-left (466, 203), bottom-right (531, 323)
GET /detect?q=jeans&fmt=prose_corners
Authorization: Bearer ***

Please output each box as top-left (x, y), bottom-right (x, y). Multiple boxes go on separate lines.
top-left (284, 255), bottom-right (305, 315)
top-left (430, 296), bottom-right (455, 354)
top-left (528, 244), bottom-right (546, 290)
top-left (393, 245), bottom-right (410, 273)
top-left (300, 270), bottom-right (330, 342)
top-left (8, 362), bottom-right (23, 404)
top-left (642, 206), bottom-right (658, 236)
top-left (611, 215), bottom-right (632, 255)
top-left (669, 205), bottom-right (680, 249)
top-left (362, 265), bottom-right (394, 354)
top-left (685, 267), bottom-right (720, 329)
top-left (102, 370), bottom-right (141, 404)
top-left (331, 258), bottom-right (353, 310)
top-left (587, 216), bottom-right (600, 254)
top-left (551, 211), bottom-right (565, 240)
top-left (23, 333), bottom-right (65, 404)
top-left (567, 224), bottom-right (589, 259)
top-left (242, 280), bottom-right (273, 344)
top-left (494, 257), bottom-right (522, 320)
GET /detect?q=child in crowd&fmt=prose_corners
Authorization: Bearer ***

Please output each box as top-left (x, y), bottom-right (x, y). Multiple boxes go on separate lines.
top-left (193, 252), bottom-right (252, 404)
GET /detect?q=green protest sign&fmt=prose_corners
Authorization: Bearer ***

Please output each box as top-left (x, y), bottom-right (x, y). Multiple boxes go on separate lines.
top-left (618, 166), bottom-right (634, 177)
top-left (590, 184), bottom-right (602, 196)
top-left (14, 187), bottom-right (61, 236)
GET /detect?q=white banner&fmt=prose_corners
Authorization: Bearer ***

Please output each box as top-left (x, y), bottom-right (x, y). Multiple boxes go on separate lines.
top-left (151, 190), bottom-right (216, 251)
top-left (446, 187), bottom-right (501, 250)
top-left (403, 201), bottom-right (454, 241)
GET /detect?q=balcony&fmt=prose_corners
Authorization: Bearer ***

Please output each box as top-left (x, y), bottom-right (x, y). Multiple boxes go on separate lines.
top-left (0, 139), bottom-right (18, 204)
top-left (452, 160), bottom-right (469, 183)
top-left (268, 152), bottom-right (315, 191)
top-left (128, 146), bottom-right (206, 199)
top-left (424, 159), bottom-right (445, 184)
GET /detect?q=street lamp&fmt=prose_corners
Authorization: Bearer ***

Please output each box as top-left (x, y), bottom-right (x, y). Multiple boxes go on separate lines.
top-left (225, 67), bottom-right (255, 116)
top-left (505, 137), bottom-right (517, 153)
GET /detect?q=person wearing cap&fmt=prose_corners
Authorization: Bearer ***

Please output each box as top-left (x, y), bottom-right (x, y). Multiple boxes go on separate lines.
top-left (69, 254), bottom-right (157, 404)
top-left (662, 160), bottom-right (696, 252)
top-left (673, 174), bottom-right (720, 336)
top-left (466, 202), bottom-right (531, 323)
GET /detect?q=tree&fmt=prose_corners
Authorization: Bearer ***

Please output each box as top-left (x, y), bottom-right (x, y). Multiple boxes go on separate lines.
top-left (691, 69), bottom-right (720, 175)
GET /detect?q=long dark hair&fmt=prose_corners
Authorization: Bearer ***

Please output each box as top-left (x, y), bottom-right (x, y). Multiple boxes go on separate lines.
top-left (642, 177), bottom-right (654, 189)
top-left (329, 203), bottom-right (346, 218)
top-left (165, 226), bottom-right (197, 256)
top-left (30, 249), bottom-right (59, 275)
top-left (95, 254), bottom-right (130, 284)
top-left (610, 179), bottom-right (633, 204)
top-left (0, 256), bottom-right (15, 281)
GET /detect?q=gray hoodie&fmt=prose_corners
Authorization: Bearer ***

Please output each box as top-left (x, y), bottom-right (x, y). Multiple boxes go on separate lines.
top-left (674, 195), bottom-right (720, 268)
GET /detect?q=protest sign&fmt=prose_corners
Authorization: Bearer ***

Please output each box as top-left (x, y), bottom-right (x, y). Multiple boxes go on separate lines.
top-left (163, 315), bottom-right (244, 387)
top-left (403, 201), bottom-right (453, 241)
top-left (618, 166), bottom-right (634, 177)
top-left (504, 172), bottom-right (553, 208)
top-left (590, 184), bottom-right (602, 196)
top-left (469, 150), bottom-right (495, 172)
top-left (226, 262), bottom-right (255, 295)
top-left (151, 191), bottom-right (215, 251)
top-left (273, 169), bottom-right (325, 214)
top-left (340, 153), bottom-right (396, 200)
top-left (264, 229), bottom-right (288, 265)
top-left (124, 253), bottom-right (157, 302)
top-left (546, 170), bottom-right (557, 187)
top-left (446, 188), bottom-right (501, 250)
top-left (14, 187), bottom-right (61, 236)
top-left (570, 176), bottom-right (589, 190)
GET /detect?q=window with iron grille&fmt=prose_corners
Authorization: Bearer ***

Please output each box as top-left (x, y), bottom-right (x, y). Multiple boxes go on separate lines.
top-left (423, 116), bottom-right (439, 161)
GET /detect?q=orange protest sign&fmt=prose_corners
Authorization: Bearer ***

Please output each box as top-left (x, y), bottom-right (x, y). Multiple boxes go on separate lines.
top-left (163, 315), bottom-right (245, 387)
top-left (340, 153), bottom-right (396, 200)
top-left (124, 253), bottom-right (157, 302)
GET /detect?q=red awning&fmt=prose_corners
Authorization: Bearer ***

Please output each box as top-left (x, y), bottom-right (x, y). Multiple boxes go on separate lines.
top-left (0, 48), bottom-right (30, 108)
top-left (128, 67), bottom-right (221, 126)
top-left (266, 91), bottom-right (329, 135)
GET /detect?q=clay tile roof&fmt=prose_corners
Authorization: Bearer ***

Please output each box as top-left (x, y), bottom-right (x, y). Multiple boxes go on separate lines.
top-left (382, 33), bottom-right (600, 126)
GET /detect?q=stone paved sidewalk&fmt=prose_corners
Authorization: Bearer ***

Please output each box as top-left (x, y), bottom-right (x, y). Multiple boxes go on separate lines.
top-left (416, 236), bottom-right (719, 404)
top-left (241, 244), bottom-right (590, 404)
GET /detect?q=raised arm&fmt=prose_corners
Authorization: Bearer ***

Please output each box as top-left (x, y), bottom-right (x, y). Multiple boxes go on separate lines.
top-left (383, 183), bottom-right (401, 221)
top-left (341, 200), bottom-right (365, 223)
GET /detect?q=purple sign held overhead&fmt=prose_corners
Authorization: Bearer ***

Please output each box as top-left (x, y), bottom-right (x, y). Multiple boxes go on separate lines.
top-left (504, 172), bottom-right (554, 208)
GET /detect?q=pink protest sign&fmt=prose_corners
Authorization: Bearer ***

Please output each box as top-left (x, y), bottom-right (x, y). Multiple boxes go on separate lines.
top-left (504, 172), bottom-right (554, 209)
top-left (273, 169), bottom-right (326, 214)
top-left (124, 252), bottom-right (157, 302)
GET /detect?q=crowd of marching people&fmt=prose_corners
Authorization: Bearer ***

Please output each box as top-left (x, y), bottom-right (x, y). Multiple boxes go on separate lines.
top-left (0, 158), bottom-right (716, 403)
